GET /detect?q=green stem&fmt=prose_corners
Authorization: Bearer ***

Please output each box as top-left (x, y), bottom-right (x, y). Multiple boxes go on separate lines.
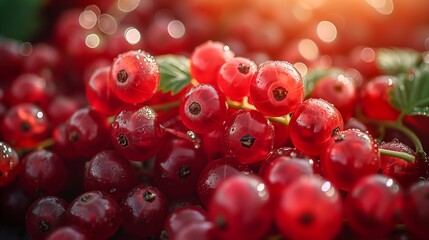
top-left (150, 100), bottom-right (181, 111)
top-left (379, 149), bottom-right (415, 163)
top-left (17, 137), bottom-right (55, 156)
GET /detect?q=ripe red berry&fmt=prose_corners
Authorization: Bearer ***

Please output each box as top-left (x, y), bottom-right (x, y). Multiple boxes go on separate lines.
top-left (110, 50), bottom-right (160, 104)
top-left (250, 61), bottom-right (304, 116)
top-left (0, 141), bottom-right (20, 187)
top-left (179, 84), bottom-right (228, 133)
top-left (345, 174), bottom-right (402, 237)
top-left (223, 109), bottom-right (275, 164)
top-left (288, 98), bottom-right (344, 156)
top-left (320, 129), bottom-right (380, 191)
top-left (45, 226), bottom-right (90, 240)
top-left (190, 41), bottom-right (234, 84)
top-left (163, 206), bottom-right (208, 239)
top-left (275, 176), bottom-right (343, 240)
top-left (402, 181), bottom-right (429, 239)
top-left (208, 174), bottom-right (272, 240)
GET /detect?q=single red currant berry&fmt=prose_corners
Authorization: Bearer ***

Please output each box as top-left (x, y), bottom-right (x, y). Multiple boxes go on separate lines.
top-left (275, 176), bottom-right (343, 240)
top-left (208, 174), bottom-right (271, 240)
top-left (174, 221), bottom-right (215, 240)
top-left (320, 129), bottom-right (380, 191)
top-left (217, 57), bottom-right (257, 101)
top-left (380, 140), bottom-right (419, 189)
top-left (190, 41), bottom-right (234, 84)
top-left (162, 206), bottom-right (208, 240)
top-left (25, 196), bottom-right (68, 240)
top-left (1, 103), bottom-right (50, 148)
top-left (65, 108), bottom-right (111, 158)
top-left (84, 150), bottom-right (136, 201)
top-left (249, 61), bottom-right (304, 116)
top-left (179, 84), bottom-right (228, 134)
top-left (121, 184), bottom-right (169, 238)
top-left (360, 75), bottom-right (401, 121)
top-left (86, 66), bottom-right (127, 115)
top-left (110, 105), bottom-right (165, 161)
top-left (19, 149), bottom-right (68, 198)
top-left (223, 109), bottom-right (275, 164)
top-left (345, 174), bottom-right (402, 237)
top-left (309, 73), bottom-right (357, 121)
top-left (402, 181), bottom-right (429, 239)
top-left (9, 73), bottom-right (53, 109)
top-left (288, 98), bottom-right (344, 156)
top-left (0, 141), bottom-right (20, 187)
top-left (110, 50), bottom-right (160, 104)
top-left (66, 191), bottom-right (122, 240)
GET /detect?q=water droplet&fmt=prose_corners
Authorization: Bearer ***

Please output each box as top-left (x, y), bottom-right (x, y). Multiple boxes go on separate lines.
top-left (110, 188), bottom-right (117, 193)
top-left (111, 122), bottom-right (119, 129)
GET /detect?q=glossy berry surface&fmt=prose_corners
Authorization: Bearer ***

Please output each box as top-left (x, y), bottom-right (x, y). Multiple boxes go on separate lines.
top-left (309, 74), bottom-right (357, 121)
top-left (66, 191), bottom-right (122, 240)
top-left (120, 184), bottom-right (169, 238)
top-left (19, 149), bottom-right (68, 198)
top-left (175, 221), bottom-right (215, 240)
top-left (249, 61), bottom-right (304, 116)
top-left (208, 174), bottom-right (271, 240)
top-left (9, 73), bottom-right (53, 109)
top-left (401, 181), bottom-right (429, 239)
top-left (45, 226), bottom-right (90, 240)
top-left (25, 196), bottom-right (68, 240)
top-left (163, 205), bottom-right (208, 239)
top-left (217, 57), bottom-right (257, 101)
top-left (345, 174), bottom-right (402, 237)
top-left (320, 129), bottom-right (380, 191)
top-left (109, 50), bottom-right (160, 104)
top-left (288, 98), bottom-right (344, 156)
top-left (360, 75), bottom-right (401, 121)
top-left (190, 41), bottom-right (234, 84)
top-left (86, 66), bottom-right (126, 115)
top-left (275, 176), bottom-right (343, 240)
top-left (197, 157), bottom-right (250, 207)
top-left (223, 109), bottom-right (275, 164)
top-left (1, 103), bottom-right (50, 148)
top-left (153, 138), bottom-right (208, 196)
top-left (179, 84), bottom-right (228, 133)
top-left (110, 105), bottom-right (165, 161)
top-left (379, 141), bottom-right (419, 188)
top-left (84, 150), bottom-right (136, 201)
top-left (65, 108), bottom-right (111, 158)
top-left (0, 141), bottom-right (20, 187)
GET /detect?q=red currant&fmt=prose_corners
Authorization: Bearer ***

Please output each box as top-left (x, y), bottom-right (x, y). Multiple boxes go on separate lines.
top-left (249, 61), bottom-right (304, 116)
top-left (45, 226), bottom-right (90, 240)
top-left (402, 181), bottom-right (429, 239)
top-left (0, 141), bottom-right (19, 187)
top-left (110, 50), bottom-right (160, 104)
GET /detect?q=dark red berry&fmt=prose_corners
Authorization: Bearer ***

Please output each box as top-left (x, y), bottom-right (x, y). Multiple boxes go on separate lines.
top-left (0, 141), bottom-right (20, 187)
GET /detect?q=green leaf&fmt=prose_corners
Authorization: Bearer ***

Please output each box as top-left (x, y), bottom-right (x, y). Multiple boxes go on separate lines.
top-left (376, 48), bottom-right (421, 75)
top-left (156, 55), bottom-right (191, 95)
top-left (390, 66), bottom-right (429, 117)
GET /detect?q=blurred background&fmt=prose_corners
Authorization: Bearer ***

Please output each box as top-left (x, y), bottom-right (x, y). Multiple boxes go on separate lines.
top-left (1, 0), bottom-right (429, 84)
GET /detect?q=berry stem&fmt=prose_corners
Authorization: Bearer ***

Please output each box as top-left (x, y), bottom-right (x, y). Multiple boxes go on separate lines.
top-left (150, 100), bottom-right (181, 111)
top-left (16, 137), bottom-right (55, 156)
top-left (379, 148), bottom-right (415, 163)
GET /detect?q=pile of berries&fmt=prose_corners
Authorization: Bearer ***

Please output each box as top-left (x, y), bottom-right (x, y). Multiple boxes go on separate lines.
top-left (1, 1), bottom-right (429, 240)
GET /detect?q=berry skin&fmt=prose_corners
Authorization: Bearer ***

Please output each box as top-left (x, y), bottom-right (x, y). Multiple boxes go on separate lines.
top-left (9, 73), bottom-right (53, 109)
top-left (45, 226), bottom-right (90, 240)
top-left (275, 176), bottom-right (343, 240)
top-left (25, 196), bottom-right (68, 240)
top-left (109, 50), bottom-right (160, 104)
top-left (320, 129), bottom-right (380, 191)
top-left (208, 174), bottom-right (271, 240)
top-left (190, 41), bottom-right (234, 84)
top-left (360, 75), bottom-right (401, 121)
top-left (162, 205), bottom-right (208, 239)
top-left (0, 141), bottom-right (20, 187)
top-left (345, 174), bottom-right (402, 237)
top-left (65, 108), bottom-right (111, 158)
top-left (379, 140), bottom-right (419, 189)
top-left (19, 149), bottom-right (68, 198)
top-left (110, 105), bottom-right (165, 161)
top-left (288, 98), bottom-right (344, 156)
top-left (223, 109), bottom-right (275, 164)
top-left (249, 61), bottom-right (304, 116)
top-left (1, 103), bottom-right (50, 148)
top-left (120, 184), bottom-right (169, 238)
top-left (179, 84), bottom-right (228, 134)
top-left (86, 66), bottom-right (127, 115)
top-left (309, 73), bottom-right (357, 121)
top-left (217, 57), bottom-right (257, 101)
top-left (66, 191), bottom-right (122, 240)
top-left (402, 181), bottom-right (429, 239)
top-left (84, 150), bottom-right (136, 201)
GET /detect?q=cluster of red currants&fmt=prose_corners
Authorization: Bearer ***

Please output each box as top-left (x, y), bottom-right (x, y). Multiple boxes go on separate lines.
top-left (1, 33), bottom-right (429, 240)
